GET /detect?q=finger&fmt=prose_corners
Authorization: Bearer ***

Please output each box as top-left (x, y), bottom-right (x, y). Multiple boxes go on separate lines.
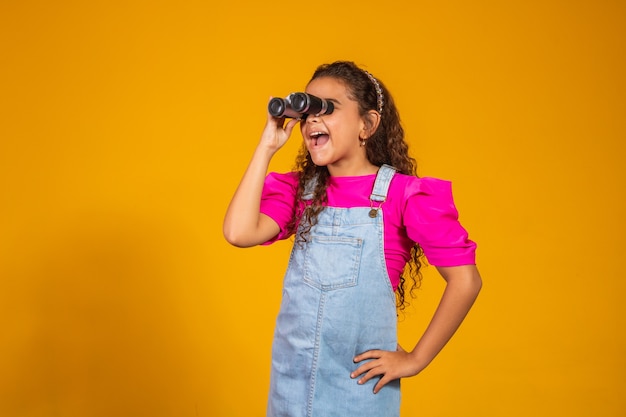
top-left (283, 118), bottom-right (299, 135)
top-left (350, 359), bottom-right (377, 379)
top-left (373, 375), bottom-right (391, 394)
top-left (354, 349), bottom-right (383, 363)
top-left (357, 366), bottom-right (384, 386)
top-left (276, 115), bottom-right (287, 127)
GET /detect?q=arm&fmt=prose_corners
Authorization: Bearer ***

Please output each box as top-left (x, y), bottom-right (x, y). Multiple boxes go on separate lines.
top-left (351, 264), bottom-right (482, 393)
top-left (223, 110), bottom-right (300, 248)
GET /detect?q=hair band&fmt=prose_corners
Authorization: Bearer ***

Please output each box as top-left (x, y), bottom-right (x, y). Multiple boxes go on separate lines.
top-left (364, 70), bottom-right (384, 115)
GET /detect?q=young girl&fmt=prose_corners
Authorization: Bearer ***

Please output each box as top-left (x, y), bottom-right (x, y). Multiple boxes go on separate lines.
top-left (223, 61), bottom-right (482, 417)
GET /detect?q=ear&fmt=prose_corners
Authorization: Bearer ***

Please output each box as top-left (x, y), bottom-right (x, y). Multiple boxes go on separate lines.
top-left (360, 110), bottom-right (381, 139)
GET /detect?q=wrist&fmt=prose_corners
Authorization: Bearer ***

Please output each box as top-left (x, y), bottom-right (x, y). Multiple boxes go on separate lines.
top-left (254, 142), bottom-right (279, 160)
top-left (408, 347), bottom-right (434, 373)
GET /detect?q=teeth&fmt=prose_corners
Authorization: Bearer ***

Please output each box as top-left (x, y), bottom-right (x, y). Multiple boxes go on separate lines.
top-left (310, 131), bottom-right (326, 138)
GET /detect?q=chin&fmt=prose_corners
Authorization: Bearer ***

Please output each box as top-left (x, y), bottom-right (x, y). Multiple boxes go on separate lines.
top-left (311, 160), bottom-right (329, 167)
top-left (309, 154), bottom-right (327, 167)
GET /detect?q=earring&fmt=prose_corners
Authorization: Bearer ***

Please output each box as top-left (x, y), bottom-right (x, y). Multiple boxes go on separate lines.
top-left (359, 138), bottom-right (367, 147)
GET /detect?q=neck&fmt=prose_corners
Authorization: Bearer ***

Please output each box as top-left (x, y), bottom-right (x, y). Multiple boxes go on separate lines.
top-left (327, 160), bottom-right (379, 177)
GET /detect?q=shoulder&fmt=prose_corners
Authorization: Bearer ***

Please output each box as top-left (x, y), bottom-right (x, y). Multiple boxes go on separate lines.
top-left (393, 173), bottom-right (477, 265)
top-left (390, 173), bottom-right (454, 201)
top-left (266, 171), bottom-right (299, 186)
top-left (264, 171), bottom-right (299, 194)
top-left (260, 172), bottom-right (300, 242)
top-left (388, 173), bottom-right (462, 224)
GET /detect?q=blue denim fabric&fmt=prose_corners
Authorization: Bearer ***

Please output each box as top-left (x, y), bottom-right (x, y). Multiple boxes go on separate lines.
top-left (267, 165), bottom-right (401, 417)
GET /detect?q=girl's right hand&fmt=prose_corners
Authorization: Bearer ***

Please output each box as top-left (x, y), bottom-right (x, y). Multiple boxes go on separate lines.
top-left (259, 102), bottom-right (300, 153)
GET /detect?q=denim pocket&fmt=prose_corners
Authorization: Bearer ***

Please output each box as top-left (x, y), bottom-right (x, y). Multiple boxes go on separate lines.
top-left (303, 235), bottom-right (362, 290)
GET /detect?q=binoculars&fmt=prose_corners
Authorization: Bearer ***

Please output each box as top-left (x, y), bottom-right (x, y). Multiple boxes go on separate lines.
top-left (268, 93), bottom-right (334, 119)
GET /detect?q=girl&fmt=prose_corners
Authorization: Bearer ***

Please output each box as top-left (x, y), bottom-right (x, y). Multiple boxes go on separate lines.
top-left (223, 61), bottom-right (482, 417)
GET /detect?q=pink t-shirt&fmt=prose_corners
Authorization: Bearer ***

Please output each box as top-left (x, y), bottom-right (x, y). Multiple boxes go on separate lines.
top-left (260, 171), bottom-right (477, 290)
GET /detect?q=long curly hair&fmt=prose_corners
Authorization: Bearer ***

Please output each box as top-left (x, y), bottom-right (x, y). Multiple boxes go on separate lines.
top-left (286, 61), bottom-right (424, 310)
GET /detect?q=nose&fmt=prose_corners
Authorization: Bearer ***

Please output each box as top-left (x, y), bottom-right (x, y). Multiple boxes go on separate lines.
top-left (304, 113), bottom-right (321, 124)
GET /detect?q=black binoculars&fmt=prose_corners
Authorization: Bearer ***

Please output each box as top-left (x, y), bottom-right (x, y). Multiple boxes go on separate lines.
top-left (268, 93), bottom-right (334, 119)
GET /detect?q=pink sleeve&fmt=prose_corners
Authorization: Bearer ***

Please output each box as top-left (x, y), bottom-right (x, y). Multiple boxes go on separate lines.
top-left (259, 172), bottom-right (299, 245)
top-left (403, 177), bottom-right (477, 266)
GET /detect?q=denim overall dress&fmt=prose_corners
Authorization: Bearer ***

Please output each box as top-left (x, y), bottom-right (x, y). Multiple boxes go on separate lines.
top-left (267, 165), bottom-right (401, 417)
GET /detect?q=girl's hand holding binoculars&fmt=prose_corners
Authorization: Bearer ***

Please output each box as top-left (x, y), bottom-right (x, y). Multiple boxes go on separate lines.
top-left (259, 104), bottom-right (300, 154)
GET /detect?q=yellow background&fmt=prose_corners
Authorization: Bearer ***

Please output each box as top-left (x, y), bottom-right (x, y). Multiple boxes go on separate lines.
top-left (1, 1), bottom-right (624, 416)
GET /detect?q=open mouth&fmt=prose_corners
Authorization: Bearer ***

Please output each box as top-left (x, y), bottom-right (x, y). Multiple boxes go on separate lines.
top-left (309, 131), bottom-right (330, 146)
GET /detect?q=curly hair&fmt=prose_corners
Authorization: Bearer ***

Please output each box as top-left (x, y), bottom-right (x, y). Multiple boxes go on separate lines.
top-left (286, 61), bottom-right (424, 311)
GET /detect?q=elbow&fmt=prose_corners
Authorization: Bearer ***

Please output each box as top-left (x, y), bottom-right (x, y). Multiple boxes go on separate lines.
top-left (223, 226), bottom-right (254, 248)
top-left (469, 268), bottom-right (483, 298)
top-left (223, 235), bottom-right (251, 248)
top-left (437, 265), bottom-right (483, 297)
top-left (223, 214), bottom-right (278, 248)
top-left (474, 276), bottom-right (483, 297)
top-left (223, 233), bottom-right (242, 248)
top-left (222, 221), bottom-right (251, 248)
